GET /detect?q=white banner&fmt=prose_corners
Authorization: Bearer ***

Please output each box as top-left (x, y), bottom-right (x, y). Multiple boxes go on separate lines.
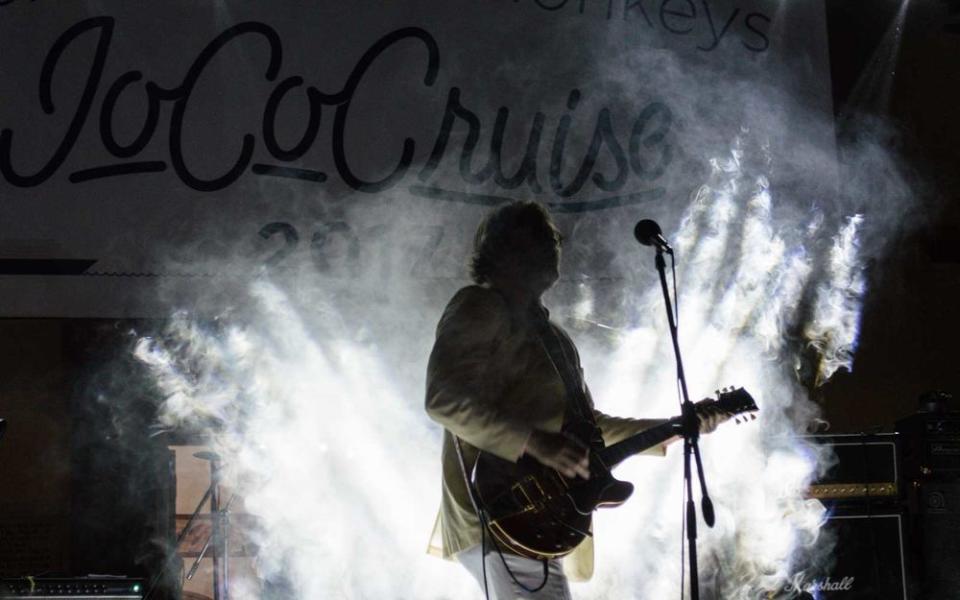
top-left (0, 0), bottom-right (834, 317)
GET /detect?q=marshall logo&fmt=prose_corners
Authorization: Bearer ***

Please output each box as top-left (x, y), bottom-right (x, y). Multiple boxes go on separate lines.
top-left (784, 574), bottom-right (855, 594)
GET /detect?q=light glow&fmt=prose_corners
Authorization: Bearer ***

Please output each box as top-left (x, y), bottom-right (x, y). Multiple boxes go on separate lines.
top-left (135, 142), bottom-right (871, 598)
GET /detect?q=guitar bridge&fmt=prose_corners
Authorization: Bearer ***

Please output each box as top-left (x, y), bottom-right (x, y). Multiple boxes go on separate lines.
top-left (530, 477), bottom-right (548, 499)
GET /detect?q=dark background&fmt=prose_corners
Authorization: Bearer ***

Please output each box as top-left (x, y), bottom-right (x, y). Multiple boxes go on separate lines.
top-left (0, 0), bottom-right (957, 587)
top-left (818, 0), bottom-right (960, 429)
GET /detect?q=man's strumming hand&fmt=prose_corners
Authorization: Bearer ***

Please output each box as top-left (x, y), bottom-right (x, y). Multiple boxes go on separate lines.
top-left (524, 430), bottom-right (590, 479)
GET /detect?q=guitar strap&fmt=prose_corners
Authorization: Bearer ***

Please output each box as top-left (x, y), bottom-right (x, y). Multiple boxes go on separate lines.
top-left (530, 307), bottom-right (598, 430)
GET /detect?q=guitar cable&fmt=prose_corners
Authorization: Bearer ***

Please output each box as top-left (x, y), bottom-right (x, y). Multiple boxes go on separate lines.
top-left (479, 514), bottom-right (492, 600)
top-left (454, 436), bottom-right (550, 597)
top-left (478, 500), bottom-right (550, 595)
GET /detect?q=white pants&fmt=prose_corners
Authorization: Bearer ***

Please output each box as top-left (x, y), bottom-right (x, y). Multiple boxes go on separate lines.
top-left (457, 544), bottom-right (573, 600)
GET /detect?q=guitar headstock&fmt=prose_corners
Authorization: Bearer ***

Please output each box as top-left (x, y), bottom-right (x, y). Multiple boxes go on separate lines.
top-left (713, 386), bottom-right (759, 424)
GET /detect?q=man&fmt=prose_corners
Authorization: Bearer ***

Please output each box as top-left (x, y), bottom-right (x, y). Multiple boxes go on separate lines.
top-left (425, 201), bottom-right (727, 599)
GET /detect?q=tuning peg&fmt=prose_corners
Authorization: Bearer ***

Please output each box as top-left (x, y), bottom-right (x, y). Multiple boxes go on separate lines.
top-left (735, 417), bottom-right (741, 424)
top-left (750, 414), bottom-right (757, 421)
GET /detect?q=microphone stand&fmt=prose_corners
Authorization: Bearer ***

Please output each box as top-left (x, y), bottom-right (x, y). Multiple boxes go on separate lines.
top-left (651, 247), bottom-right (715, 600)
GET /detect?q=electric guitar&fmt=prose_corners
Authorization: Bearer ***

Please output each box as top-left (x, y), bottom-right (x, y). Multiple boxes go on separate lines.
top-left (471, 387), bottom-right (758, 560)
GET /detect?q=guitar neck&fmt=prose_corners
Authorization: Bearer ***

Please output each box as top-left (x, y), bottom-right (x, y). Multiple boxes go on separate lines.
top-left (598, 418), bottom-right (681, 468)
top-left (595, 388), bottom-right (757, 468)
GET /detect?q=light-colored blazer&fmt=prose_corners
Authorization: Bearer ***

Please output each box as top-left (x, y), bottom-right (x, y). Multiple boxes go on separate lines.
top-left (425, 285), bottom-right (667, 581)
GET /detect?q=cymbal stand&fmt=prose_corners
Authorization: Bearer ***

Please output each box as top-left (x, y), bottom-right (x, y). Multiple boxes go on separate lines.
top-left (188, 452), bottom-right (234, 600)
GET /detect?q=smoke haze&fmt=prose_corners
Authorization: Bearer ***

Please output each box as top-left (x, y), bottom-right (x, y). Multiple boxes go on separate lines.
top-left (111, 2), bottom-right (918, 598)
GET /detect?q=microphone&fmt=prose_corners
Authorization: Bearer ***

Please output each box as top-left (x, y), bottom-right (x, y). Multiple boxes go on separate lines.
top-left (633, 219), bottom-right (673, 254)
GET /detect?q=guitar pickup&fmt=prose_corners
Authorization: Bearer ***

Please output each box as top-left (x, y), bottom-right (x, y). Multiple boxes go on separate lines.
top-left (511, 476), bottom-right (550, 512)
top-left (511, 482), bottom-right (536, 512)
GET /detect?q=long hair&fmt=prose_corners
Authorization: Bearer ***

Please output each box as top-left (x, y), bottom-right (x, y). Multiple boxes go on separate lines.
top-left (469, 201), bottom-right (560, 284)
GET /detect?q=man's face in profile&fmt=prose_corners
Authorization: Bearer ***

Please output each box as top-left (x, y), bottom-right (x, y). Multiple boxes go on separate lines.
top-left (508, 223), bottom-right (561, 294)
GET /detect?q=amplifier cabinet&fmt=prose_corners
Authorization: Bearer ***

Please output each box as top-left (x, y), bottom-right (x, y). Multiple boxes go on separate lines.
top-left (784, 508), bottom-right (908, 599)
top-left (914, 482), bottom-right (960, 599)
top-left (897, 412), bottom-right (960, 479)
top-left (805, 433), bottom-right (900, 504)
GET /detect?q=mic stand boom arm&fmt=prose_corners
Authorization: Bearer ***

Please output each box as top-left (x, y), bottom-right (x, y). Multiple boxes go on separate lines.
top-left (652, 247), bottom-right (715, 600)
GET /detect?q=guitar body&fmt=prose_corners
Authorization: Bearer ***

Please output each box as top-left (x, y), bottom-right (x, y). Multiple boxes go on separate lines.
top-left (472, 421), bottom-right (633, 560)
top-left (471, 387), bottom-right (758, 560)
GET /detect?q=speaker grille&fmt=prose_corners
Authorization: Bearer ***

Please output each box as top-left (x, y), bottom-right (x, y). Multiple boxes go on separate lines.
top-left (784, 510), bottom-right (907, 599)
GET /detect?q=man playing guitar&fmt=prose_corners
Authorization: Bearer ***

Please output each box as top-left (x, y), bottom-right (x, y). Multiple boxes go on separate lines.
top-left (425, 201), bottom-right (731, 599)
